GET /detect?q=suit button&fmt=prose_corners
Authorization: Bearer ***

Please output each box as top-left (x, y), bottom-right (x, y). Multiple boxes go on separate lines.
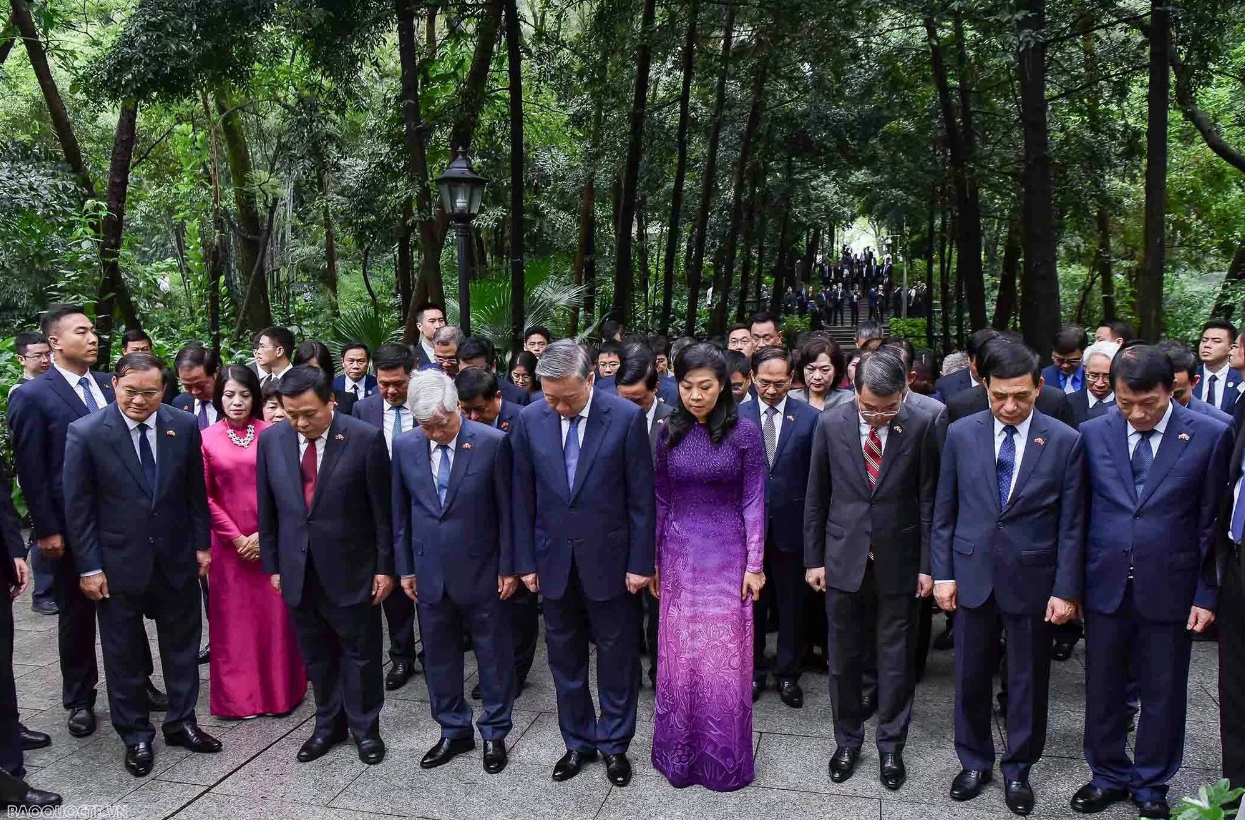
top-left (997, 522), bottom-right (1003, 529)
top-left (148, 537), bottom-right (155, 544)
top-left (1133, 514), bottom-right (1140, 520)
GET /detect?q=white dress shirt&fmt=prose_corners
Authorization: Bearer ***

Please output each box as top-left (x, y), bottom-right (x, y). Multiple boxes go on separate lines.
top-left (421, 340), bottom-right (437, 366)
top-left (560, 389), bottom-right (594, 448)
top-left (384, 402), bottom-right (414, 454)
top-left (298, 416), bottom-right (332, 472)
top-left (758, 396), bottom-right (788, 442)
top-left (261, 363), bottom-right (293, 386)
top-left (55, 363), bottom-right (107, 411)
top-left (1126, 400), bottom-right (1173, 460)
top-left (644, 400), bottom-right (658, 433)
top-left (994, 412), bottom-right (1033, 505)
top-left (192, 398), bottom-right (219, 426)
top-left (343, 376), bottom-right (367, 398)
top-left (1088, 391), bottom-right (1115, 408)
top-left (82, 411), bottom-right (156, 578)
top-left (1205, 362), bottom-right (1232, 409)
top-left (429, 436), bottom-right (456, 483)
top-left (1232, 451), bottom-right (1245, 543)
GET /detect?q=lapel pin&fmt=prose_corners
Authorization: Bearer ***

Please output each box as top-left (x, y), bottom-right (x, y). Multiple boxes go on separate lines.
top-left (658, 418), bottom-right (666, 425)
top-left (500, 421), bottom-right (511, 432)
top-left (335, 433), bottom-right (345, 441)
top-left (462, 442), bottom-right (474, 451)
top-left (1034, 437), bottom-right (1045, 446)
top-left (165, 430), bottom-right (176, 437)
top-left (893, 425), bottom-right (903, 434)
top-left (1179, 432), bottom-right (1190, 441)
top-left (786, 414), bottom-right (796, 422)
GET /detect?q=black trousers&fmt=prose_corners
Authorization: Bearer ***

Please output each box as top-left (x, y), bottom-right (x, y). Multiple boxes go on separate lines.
top-left (96, 564), bottom-right (201, 746)
top-left (382, 583), bottom-right (417, 665)
top-left (507, 586), bottom-right (539, 687)
top-left (639, 587), bottom-right (659, 677)
top-left (51, 546), bottom-right (99, 710)
top-left (287, 563), bottom-right (384, 740)
top-left (825, 563), bottom-right (918, 752)
top-left (0, 595), bottom-right (22, 779)
top-left (754, 547), bottom-right (804, 683)
top-left (1221, 548), bottom-right (1245, 789)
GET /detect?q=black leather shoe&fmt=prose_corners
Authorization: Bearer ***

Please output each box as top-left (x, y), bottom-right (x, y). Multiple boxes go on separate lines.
top-left (829, 747), bottom-right (859, 783)
top-left (471, 682), bottom-right (483, 700)
top-left (165, 723), bottom-right (222, 753)
top-left (603, 752), bottom-right (632, 787)
top-left (386, 661), bottom-right (415, 691)
top-left (146, 680), bottom-right (170, 712)
top-left (6, 786), bottom-right (62, 808)
top-left (1005, 779), bottom-right (1035, 815)
top-left (356, 736), bottom-right (385, 765)
top-left (752, 678), bottom-right (764, 703)
top-left (1070, 783), bottom-right (1130, 813)
top-left (296, 729), bottom-right (347, 763)
top-left (861, 693), bottom-right (877, 719)
top-left (1133, 798), bottom-right (1171, 819)
top-left (198, 645), bottom-right (210, 665)
top-left (124, 741), bottom-right (154, 777)
top-left (420, 736), bottom-right (474, 769)
top-left (483, 740), bottom-right (507, 774)
top-left (552, 749), bottom-right (597, 781)
top-left (949, 768), bottom-right (992, 801)
top-left (67, 707), bottom-right (95, 738)
top-left (778, 680), bottom-right (804, 709)
top-left (879, 752), bottom-right (905, 791)
top-left (18, 724), bottom-right (51, 750)
top-left (1051, 640), bottom-right (1076, 662)
top-left (933, 624), bottom-right (954, 650)
top-left (31, 600), bottom-right (58, 615)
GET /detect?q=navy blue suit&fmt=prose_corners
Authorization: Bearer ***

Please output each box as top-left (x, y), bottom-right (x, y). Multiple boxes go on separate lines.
top-left (490, 400), bottom-right (537, 688)
top-left (933, 368), bottom-right (974, 403)
top-left (62, 404), bottom-right (209, 745)
top-left (932, 409), bottom-right (1085, 780)
top-left (392, 420), bottom-right (515, 741)
top-left (510, 389), bottom-right (655, 754)
top-left (740, 397), bottom-right (819, 684)
top-left (1041, 363), bottom-right (1084, 394)
top-left (0, 465), bottom-right (29, 778)
top-left (1080, 402), bottom-right (1231, 802)
top-left (656, 376), bottom-right (678, 406)
top-left (1194, 364), bottom-right (1241, 414)
top-left (1188, 396), bottom-right (1233, 427)
top-left (498, 377), bottom-right (530, 407)
top-left (334, 373), bottom-right (377, 401)
top-left (7, 369), bottom-right (119, 711)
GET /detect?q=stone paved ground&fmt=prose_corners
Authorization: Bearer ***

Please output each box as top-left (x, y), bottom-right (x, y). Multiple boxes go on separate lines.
top-left (10, 586), bottom-right (1225, 820)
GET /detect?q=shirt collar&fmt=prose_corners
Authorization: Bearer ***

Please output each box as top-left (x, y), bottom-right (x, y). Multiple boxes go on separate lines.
top-left (1127, 400), bottom-right (1173, 439)
top-left (272, 363), bottom-right (293, 379)
top-left (299, 412), bottom-right (334, 447)
top-left (993, 411), bottom-right (1034, 441)
top-left (570, 388), bottom-right (594, 423)
top-left (644, 399), bottom-right (657, 429)
top-left (1088, 391), bottom-right (1115, 407)
top-left (344, 375), bottom-right (363, 391)
top-left (1209, 361), bottom-right (1232, 383)
top-left (761, 395), bottom-right (787, 418)
top-left (55, 363), bottom-right (91, 387)
top-left (122, 409), bottom-right (157, 432)
top-left (430, 435), bottom-right (457, 454)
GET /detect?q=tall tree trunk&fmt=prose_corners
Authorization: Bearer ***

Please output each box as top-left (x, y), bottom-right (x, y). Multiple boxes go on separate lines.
top-left (1097, 205), bottom-right (1115, 321)
top-left (316, 164), bottom-right (340, 314)
top-left (925, 176), bottom-right (937, 350)
top-left (769, 154), bottom-right (793, 316)
top-left (1211, 242), bottom-right (1245, 322)
top-left (939, 195), bottom-right (951, 352)
top-left (660, 0), bottom-right (698, 336)
top-left (450, 0), bottom-right (503, 152)
top-left (800, 228), bottom-right (820, 285)
top-left (1082, 10), bottom-right (1116, 323)
top-left (952, 10), bottom-right (986, 330)
top-left (0, 14), bottom-right (15, 66)
top-left (992, 212), bottom-right (1020, 330)
top-left (397, 199), bottom-right (414, 316)
top-left (736, 162), bottom-right (759, 322)
top-left (504, 0), bottom-right (525, 351)
top-left (1137, 0), bottom-right (1168, 341)
top-left (684, 2), bottom-right (735, 335)
top-left (95, 100), bottom-right (140, 364)
top-left (755, 192), bottom-right (768, 305)
top-left (613, 0), bottom-right (656, 327)
top-left (1016, 0), bottom-right (1060, 357)
top-left (214, 87), bottom-right (272, 334)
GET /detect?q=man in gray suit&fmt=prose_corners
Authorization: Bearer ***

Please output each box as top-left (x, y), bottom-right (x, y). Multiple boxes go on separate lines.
top-left (805, 350), bottom-right (938, 791)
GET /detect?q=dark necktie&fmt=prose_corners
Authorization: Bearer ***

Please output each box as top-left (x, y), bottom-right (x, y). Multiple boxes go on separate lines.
top-left (864, 427), bottom-right (883, 489)
top-left (436, 444), bottom-right (451, 508)
top-left (763, 406), bottom-right (778, 466)
top-left (564, 416), bottom-right (581, 489)
top-left (78, 376), bottom-right (100, 412)
top-left (1131, 429), bottom-right (1155, 498)
top-left (996, 425), bottom-right (1017, 509)
top-left (352, 384), bottom-right (361, 400)
top-left (1207, 375), bottom-right (1219, 408)
top-left (197, 401), bottom-right (209, 430)
top-left (136, 422), bottom-right (156, 490)
top-left (301, 438), bottom-right (318, 509)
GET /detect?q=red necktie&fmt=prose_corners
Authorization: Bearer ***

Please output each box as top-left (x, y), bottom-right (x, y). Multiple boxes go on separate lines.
top-left (301, 438), bottom-right (318, 509)
top-left (864, 427), bottom-right (883, 489)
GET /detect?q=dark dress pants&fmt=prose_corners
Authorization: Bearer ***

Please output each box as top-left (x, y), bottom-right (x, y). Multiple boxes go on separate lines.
top-left (542, 563), bottom-right (639, 755)
top-left (96, 563), bottom-right (202, 746)
top-left (825, 562), bottom-right (918, 753)
top-left (640, 587), bottom-right (659, 678)
top-left (1085, 581), bottom-right (1192, 804)
top-left (286, 560), bottom-right (384, 740)
top-left (954, 595), bottom-right (1052, 781)
top-left (382, 583), bottom-right (417, 666)
top-left (507, 586), bottom-right (539, 687)
top-left (51, 545), bottom-right (99, 710)
top-left (419, 593), bottom-right (514, 741)
top-left (753, 546), bottom-right (804, 684)
top-left (1220, 548), bottom-right (1245, 789)
top-left (0, 596), bottom-right (23, 779)
top-left (28, 538), bottom-right (54, 609)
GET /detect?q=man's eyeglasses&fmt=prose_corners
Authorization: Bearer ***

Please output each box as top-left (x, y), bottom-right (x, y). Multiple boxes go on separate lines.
top-left (18, 353), bottom-right (51, 362)
top-left (118, 387), bottom-right (162, 401)
top-left (860, 409), bottom-right (900, 421)
top-left (1085, 372), bottom-right (1111, 384)
top-left (1052, 355), bottom-right (1083, 367)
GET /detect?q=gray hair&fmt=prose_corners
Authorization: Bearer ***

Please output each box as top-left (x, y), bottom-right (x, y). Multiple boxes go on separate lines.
top-left (941, 351), bottom-right (970, 377)
top-left (408, 370), bottom-right (459, 423)
top-left (854, 349), bottom-right (908, 397)
top-left (432, 325), bottom-right (465, 348)
top-left (535, 340), bottom-right (592, 381)
top-left (1082, 340), bottom-right (1121, 370)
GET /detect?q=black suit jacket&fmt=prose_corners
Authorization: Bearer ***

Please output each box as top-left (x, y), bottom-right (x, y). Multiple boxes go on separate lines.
top-left (257, 412), bottom-right (393, 608)
top-left (0, 466), bottom-right (25, 591)
top-left (1216, 416), bottom-right (1245, 591)
top-left (1068, 388), bottom-right (1114, 429)
top-left (938, 382), bottom-right (1075, 443)
top-left (62, 404), bottom-right (210, 595)
top-left (499, 377), bottom-right (531, 407)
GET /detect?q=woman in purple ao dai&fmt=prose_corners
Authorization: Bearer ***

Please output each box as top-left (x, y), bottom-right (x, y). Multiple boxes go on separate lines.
top-left (650, 342), bottom-right (767, 792)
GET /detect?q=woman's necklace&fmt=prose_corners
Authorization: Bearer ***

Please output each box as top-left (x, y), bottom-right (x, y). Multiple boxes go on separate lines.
top-left (226, 423), bottom-right (256, 448)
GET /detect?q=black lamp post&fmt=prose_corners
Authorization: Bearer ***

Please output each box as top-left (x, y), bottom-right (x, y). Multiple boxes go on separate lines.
top-left (436, 150), bottom-right (489, 336)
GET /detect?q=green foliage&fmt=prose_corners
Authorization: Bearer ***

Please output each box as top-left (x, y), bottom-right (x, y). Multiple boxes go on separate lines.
top-left (1174, 779), bottom-right (1244, 820)
top-left (886, 317), bottom-right (928, 350)
top-left (444, 258), bottom-right (588, 357)
top-left (780, 315), bottom-right (810, 345)
top-left (327, 303), bottom-right (402, 360)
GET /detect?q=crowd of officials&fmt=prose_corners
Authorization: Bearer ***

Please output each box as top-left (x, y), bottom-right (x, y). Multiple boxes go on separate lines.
top-left (1, 301), bottom-right (1244, 818)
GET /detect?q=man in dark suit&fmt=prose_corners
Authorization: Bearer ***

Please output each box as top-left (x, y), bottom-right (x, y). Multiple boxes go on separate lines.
top-left (1194, 319), bottom-right (1241, 415)
top-left (510, 341), bottom-right (655, 787)
top-left (805, 349), bottom-right (937, 791)
top-left (741, 346), bottom-right (819, 708)
top-left (118, 329), bottom-right (180, 405)
top-left (458, 336), bottom-right (530, 407)
top-left (1164, 342), bottom-right (1236, 427)
top-left (393, 372), bottom-right (516, 775)
top-left (63, 353), bottom-right (221, 776)
top-left (1041, 325), bottom-right (1087, 395)
top-left (1072, 346), bottom-right (1231, 819)
top-left (934, 328), bottom-right (998, 402)
top-left (7, 305), bottom-right (165, 738)
top-left (1067, 342), bottom-right (1120, 428)
top-left (335, 342), bottom-right (377, 402)
top-left (1217, 391), bottom-right (1245, 791)
top-left (933, 341), bottom-right (1084, 816)
top-left (250, 326), bottom-right (295, 387)
top-left (258, 366), bottom-right (394, 766)
top-left (411, 303), bottom-right (447, 370)
top-left (350, 343), bottom-right (420, 691)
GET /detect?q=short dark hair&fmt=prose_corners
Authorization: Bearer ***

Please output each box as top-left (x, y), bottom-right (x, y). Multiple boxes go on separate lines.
top-left (213, 364), bottom-right (264, 421)
top-left (727, 322), bottom-right (750, 337)
top-left (524, 325), bottom-right (551, 344)
top-left (121, 328), bottom-right (152, 349)
top-left (261, 379), bottom-right (282, 406)
top-left (650, 335), bottom-right (669, 356)
top-left (982, 341), bottom-right (1041, 385)
top-left (966, 328), bottom-right (1001, 360)
top-left (1201, 319), bottom-right (1239, 342)
top-left (415, 302), bottom-right (445, 324)
top-left (599, 319), bottom-right (624, 343)
top-left (254, 326), bottom-right (296, 359)
top-left (1157, 341), bottom-right (1198, 381)
top-left (41, 304), bottom-right (87, 337)
top-left (800, 336), bottom-right (846, 384)
top-left (1100, 319), bottom-right (1135, 342)
top-left (458, 336), bottom-right (496, 367)
top-left (114, 352), bottom-right (167, 383)
top-left (724, 349), bottom-right (752, 378)
top-left (1111, 344), bottom-right (1175, 392)
top-left (15, 331), bottom-right (47, 356)
top-left (173, 342), bottom-right (219, 376)
top-left (748, 312), bottom-right (778, 332)
top-left (455, 367), bottom-right (500, 402)
top-left (276, 365), bottom-right (333, 403)
top-left (751, 345), bottom-right (791, 376)
top-left (375, 342), bottom-right (415, 373)
top-left (293, 340), bottom-right (335, 375)
top-left (855, 321), bottom-right (883, 342)
top-left (1052, 324), bottom-right (1088, 356)
top-left (616, 348), bottom-right (659, 391)
top-left (881, 337), bottom-right (915, 371)
top-left (341, 342), bottom-right (370, 361)
top-left (597, 341), bottom-right (622, 361)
